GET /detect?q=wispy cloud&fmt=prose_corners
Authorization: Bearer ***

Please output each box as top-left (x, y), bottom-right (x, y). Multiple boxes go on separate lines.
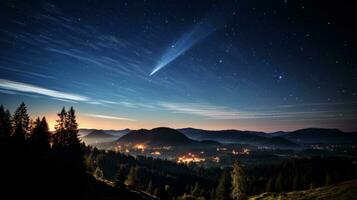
top-left (0, 66), bottom-right (56, 80)
top-left (84, 113), bottom-right (136, 121)
top-left (158, 102), bottom-right (247, 119)
top-left (158, 102), bottom-right (357, 120)
top-left (276, 102), bottom-right (357, 108)
top-left (0, 79), bottom-right (89, 102)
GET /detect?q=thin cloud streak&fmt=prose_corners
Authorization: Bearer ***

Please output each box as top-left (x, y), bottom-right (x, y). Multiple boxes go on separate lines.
top-left (84, 113), bottom-right (136, 121)
top-left (158, 102), bottom-right (356, 120)
top-left (0, 79), bottom-right (89, 102)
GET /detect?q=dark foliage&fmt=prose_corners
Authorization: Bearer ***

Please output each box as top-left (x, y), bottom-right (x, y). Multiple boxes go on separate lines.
top-left (0, 103), bottom-right (146, 199)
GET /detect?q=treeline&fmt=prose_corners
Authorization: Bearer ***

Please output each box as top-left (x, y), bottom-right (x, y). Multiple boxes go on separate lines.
top-left (0, 103), bottom-right (141, 199)
top-left (0, 103), bottom-right (87, 197)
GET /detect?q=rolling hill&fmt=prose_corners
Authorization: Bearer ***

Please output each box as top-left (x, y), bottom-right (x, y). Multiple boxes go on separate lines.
top-left (81, 130), bottom-right (119, 145)
top-left (116, 127), bottom-right (220, 147)
top-left (178, 128), bottom-right (299, 149)
top-left (83, 130), bottom-right (115, 139)
top-left (282, 128), bottom-right (357, 144)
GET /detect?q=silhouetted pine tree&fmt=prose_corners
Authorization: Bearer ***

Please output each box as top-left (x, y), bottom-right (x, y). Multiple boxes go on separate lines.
top-left (325, 173), bottom-right (333, 186)
top-left (216, 170), bottom-right (231, 200)
top-left (30, 117), bottom-right (51, 153)
top-left (265, 178), bottom-right (274, 192)
top-left (0, 105), bottom-right (12, 145)
top-left (275, 174), bottom-right (283, 192)
top-left (146, 180), bottom-right (153, 194)
top-left (65, 107), bottom-right (84, 170)
top-left (12, 102), bottom-right (30, 150)
top-left (114, 166), bottom-right (127, 188)
top-left (53, 107), bottom-right (84, 170)
top-left (231, 162), bottom-right (247, 200)
top-left (53, 107), bottom-right (67, 148)
top-left (191, 182), bottom-right (201, 197)
top-left (125, 166), bottom-right (139, 189)
top-left (292, 175), bottom-right (299, 191)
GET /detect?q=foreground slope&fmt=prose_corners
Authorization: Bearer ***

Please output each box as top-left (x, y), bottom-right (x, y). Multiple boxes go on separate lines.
top-left (250, 179), bottom-right (357, 200)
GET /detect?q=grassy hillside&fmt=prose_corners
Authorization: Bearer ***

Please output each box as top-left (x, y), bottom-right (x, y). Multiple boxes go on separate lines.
top-left (249, 179), bottom-right (357, 200)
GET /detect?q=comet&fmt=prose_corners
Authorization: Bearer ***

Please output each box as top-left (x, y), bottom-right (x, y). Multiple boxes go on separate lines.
top-left (150, 13), bottom-right (225, 76)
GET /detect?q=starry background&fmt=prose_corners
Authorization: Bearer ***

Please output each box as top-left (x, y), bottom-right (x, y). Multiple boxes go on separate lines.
top-left (0, 0), bottom-right (356, 131)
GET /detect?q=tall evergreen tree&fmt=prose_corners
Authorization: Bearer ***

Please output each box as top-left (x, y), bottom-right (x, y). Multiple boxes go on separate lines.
top-left (231, 162), bottom-right (247, 200)
top-left (125, 166), bottom-right (139, 189)
top-left (30, 117), bottom-right (51, 153)
top-left (292, 175), bottom-right (299, 191)
top-left (265, 178), bottom-right (274, 192)
top-left (0, 105), bottom-right (12, 143)
top-left (12, 102), bottom-right (30, 148)
top-left (53, 107), bottom-right (67, 148)
top-left (146, 180), bottom-right (153, 194)
top-left (54, 107), bottom-right (84, 170)
top-left (114, 166), bottom-right (127, 188)
top-left (191, 182), bottom-right (201, 197)
top-left (274, 173), bottom-right (283, 192)
top-left (55, 107), bottom-right (67, 133)
top-left (325, 173), bottom-right (333, 186)
top-left (66, 107), bottom-right (84, 169)
top-left (216, 170), bottom-right (231, 200)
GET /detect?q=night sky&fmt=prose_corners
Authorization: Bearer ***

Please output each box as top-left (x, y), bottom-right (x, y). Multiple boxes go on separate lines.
top-left (0, 0), bottom-right (356, 131)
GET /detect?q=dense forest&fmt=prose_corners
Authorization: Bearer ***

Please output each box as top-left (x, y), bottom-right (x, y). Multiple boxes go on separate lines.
top-left (1, 103), bottom-right (357, 200)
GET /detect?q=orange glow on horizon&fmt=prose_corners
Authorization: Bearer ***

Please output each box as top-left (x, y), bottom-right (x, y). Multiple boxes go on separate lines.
top-left (34, 111), bottom-right (337, 132)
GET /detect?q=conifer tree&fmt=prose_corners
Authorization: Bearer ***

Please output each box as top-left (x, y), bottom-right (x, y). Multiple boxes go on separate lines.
top-left (12, 102), bottom-right (30, 148)
top-left (231, 161), bottom-right (247, 200)
top-left (146, 180), bottom-right (153, 194)
top-left (265, 178), bottom-right (274, 192)
top-left (30, 117), bottom-right (51, 153)
top-left (53, 107), bottom-right (67, 148)
top-left (274, 173), bottom-right (283, 192)
top-left (292, 175), bottom-right (299, 191)
top-left (125, 166), bottom-right (139, 189)
top-left (53, 106), bottom-right (84, 173)
top-left (191, 182), bottom-right (201, 197)
top-left (0, 105), bottom-right (12, 143)
top-left (325, 173), bottom-right (333, 186)
top-left (114, 166), bottom-right (127, 188)
top-left (216, 170), bottom-right (231, 200)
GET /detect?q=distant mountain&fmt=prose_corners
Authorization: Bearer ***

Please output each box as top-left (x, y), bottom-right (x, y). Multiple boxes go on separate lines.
top-left (117, 127), bottom-right (194, 146)
top-left (117, 127), bottom-right (219, 147)
top-left (81, 129), bottom-right (122, 145)
top-left (178, 128), bottom-right (299, 149)
top-left (83, 130), bottom-right (115, 139)
top-left (178, 128), bottom-right (298, 148)
top-left (269, 131), bottom-right (290, 137)
top-left (79, 128), bottom-right (130, 138)
top-left (282, 128), bottom-right (357, 144)
top-left (260, 137), bottom-right (300, 148)
top-left (78, 128), bottom-right (96, 137)
top-left (105, 128), bottom-right (131, 136)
